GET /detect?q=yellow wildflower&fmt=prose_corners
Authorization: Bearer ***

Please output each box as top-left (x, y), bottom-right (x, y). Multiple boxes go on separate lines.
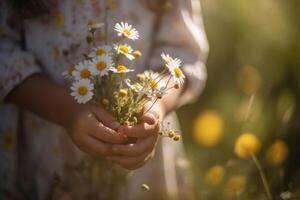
top-left (224, 175), bottom-right (246, 198)
top-left (266, 140), bottom-right (289, 166)
top-left (234, 133), bottom-right (261, 159)
top-left (205, 165), bottom-right (225, 186)
top-left (193, 111), bottom-right (224, 147)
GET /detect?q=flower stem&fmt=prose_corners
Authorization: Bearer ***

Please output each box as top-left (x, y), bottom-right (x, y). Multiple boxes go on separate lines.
top-left (144, 98), bottom-right (158, 114)
top-left (251, 154), bottom-right (273, 200)
top-left (104, 5), bottom-right (109, 44)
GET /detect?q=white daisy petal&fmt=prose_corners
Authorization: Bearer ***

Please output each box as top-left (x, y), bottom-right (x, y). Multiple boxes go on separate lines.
top-left (161, 53), bottom-right (174, 64)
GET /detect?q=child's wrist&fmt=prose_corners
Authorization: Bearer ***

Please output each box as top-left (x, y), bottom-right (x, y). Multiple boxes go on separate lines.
top-left (58, 94), bottom-right (83, 132)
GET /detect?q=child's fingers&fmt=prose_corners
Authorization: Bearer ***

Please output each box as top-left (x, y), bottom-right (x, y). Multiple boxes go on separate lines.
top-left (112, 135), bottom-right (157, 157)
top-left (107, 151), bottom-right (153, 170)
top-left (123, 122), bottom-right (159, 138)
top-left (89, 119), bottom-right (127, 144)
top-left (142, 112), bottom-right (157, 125)
top-left (79, 136), bottom-right (112, 158)
top-left (90, 105), bottom-right (120, 130)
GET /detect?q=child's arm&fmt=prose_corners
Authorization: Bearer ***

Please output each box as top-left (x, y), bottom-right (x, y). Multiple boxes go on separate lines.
top-left (7, 74), bottom-right (127, 157)
top-left (1, 2), bottom-right (127, 159)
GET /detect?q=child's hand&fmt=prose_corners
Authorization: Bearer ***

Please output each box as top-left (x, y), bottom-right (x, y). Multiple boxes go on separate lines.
top-left (108, 103), bottom-right (164, 170)
top-left (67, 104), bottom-right (128, 158)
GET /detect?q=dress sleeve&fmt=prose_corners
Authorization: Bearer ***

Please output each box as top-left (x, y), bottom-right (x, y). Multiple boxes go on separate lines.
top-left (148, 0), bottom-right (209, 103)
top-left (0, 1), bottom-right (41, 102)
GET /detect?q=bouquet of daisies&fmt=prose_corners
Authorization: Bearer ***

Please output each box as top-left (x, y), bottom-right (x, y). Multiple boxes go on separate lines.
top-left (63, 21), bottom-right (185, 140)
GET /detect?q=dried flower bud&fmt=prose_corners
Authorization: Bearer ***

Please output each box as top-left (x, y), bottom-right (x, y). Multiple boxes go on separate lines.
top-left (119, 89), bottom-right (128, 97)
top-left (113, 92), bottom-right (118, 98)
top-left (133, 50), bottom-right (142, 59)
top-left (158, 130), bottom-right (163, 135)
top-left (174, 83), bottom-right (180, 89)
top-left (136, 74), bottom-right (145, 82)
top-left (173, 135), bottom-right (181, 141)
top-left (86, 33), bottom-right (94, 44)
top-left (102, 98), bottom-right (109, 106)
top-left (168, 130), bottom-right (175, 138)
top-left (156, 93), bottom-right (163, 99)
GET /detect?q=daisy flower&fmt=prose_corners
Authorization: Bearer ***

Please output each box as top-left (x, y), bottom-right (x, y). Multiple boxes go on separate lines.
top-left (161, 53), bottom-right (174, 64)
top-left (114, 22), bottom-right (139, 40)
top-left (125, 79), bottom-right (142, 92)
top-left (90, 55), bottom-right (113, 77)
top-left (72, 60), bottom-right (93, 80)
top-left (62, 65), bottom-right (76, 79)
top-left (88, 45), bottom-right (112, 58)
top-left (166, 59), bottom-right (185, 85)
top-left (70, 79), bottom-right (94, 104)
top-left (114, 44), bottom-right (135, 60)
top-left (110, 65), bottom-right (134, 74)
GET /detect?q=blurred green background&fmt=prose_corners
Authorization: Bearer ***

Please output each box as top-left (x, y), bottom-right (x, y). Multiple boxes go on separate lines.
top-left (178, 0), bottom-right (300, 199)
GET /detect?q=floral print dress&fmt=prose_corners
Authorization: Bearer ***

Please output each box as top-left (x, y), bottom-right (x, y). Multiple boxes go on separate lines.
top-left (0, 0), bottom-right (208, 199)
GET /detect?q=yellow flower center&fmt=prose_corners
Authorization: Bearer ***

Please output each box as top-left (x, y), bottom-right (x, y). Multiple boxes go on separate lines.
top-left (80, 68), bottom-right (91, 78)
top-left (119, 45), bottom-right (129, 54)
top-left (117, 65), bottom-right (128, 72)
top-left (96, 61), bottom-right (107, 71)
top-left (96, 49), bottom-right (106, 56)
top-left (123, 28), bottom-right (132, 36)
top-left (150, 80), bottom-right (158, 89)
top-left (174, 67), bottom-right (183, 77)
top-left (78, 86), bottom-right (88, 96)
top-left (68, 66), bottom-right (75, 75)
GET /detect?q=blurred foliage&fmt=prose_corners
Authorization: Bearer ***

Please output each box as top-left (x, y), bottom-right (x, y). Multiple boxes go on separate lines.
top-left (178, 0), bottom-right (300, 199)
